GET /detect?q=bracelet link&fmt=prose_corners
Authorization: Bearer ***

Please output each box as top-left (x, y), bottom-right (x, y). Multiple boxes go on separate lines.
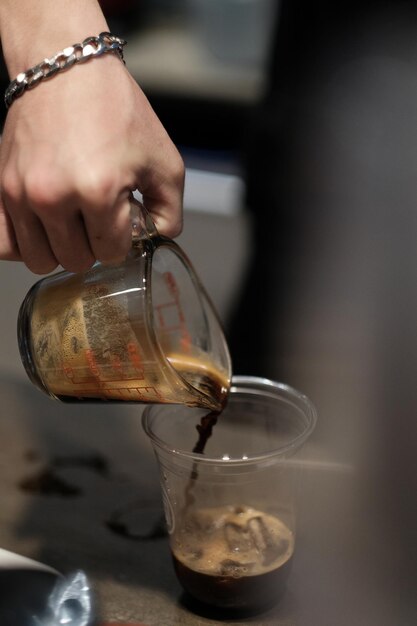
top-left (43, 59), bottom-right (60, 80)
top-left (4, 32), bottom-right (127, 109)
top-left (57, 47), bottom-right (77, 69)
top-left (80, 36), bottom-right (105, 62)
top-left (25, 64), bottom-right (45, 90)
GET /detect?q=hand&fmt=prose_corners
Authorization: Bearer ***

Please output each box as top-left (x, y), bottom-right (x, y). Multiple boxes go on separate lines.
top-left (0, 54), bottom-right (185, 274)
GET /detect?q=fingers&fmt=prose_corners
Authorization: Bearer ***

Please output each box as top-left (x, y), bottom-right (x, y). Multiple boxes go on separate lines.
top-left (9, 200), bottom-right (131, 274)
top-left (1, 163), bottom-right (133, 272)
top-left (0, 204), bottom-right (21, 262)
top-left (7, 211), bottom-right (58, 274)
top-left (81, 193), bottom-right (133, 265)
top-left (0, 161), bottom-right (184, 274)
top-left (36, 209), bottom-right (95, 273)
top-left (0, 177), bottom-right (58, 273)
top-left (142, 193), bottom-right (184, 239)
top-left (140, 148), bottom-right (185, 239)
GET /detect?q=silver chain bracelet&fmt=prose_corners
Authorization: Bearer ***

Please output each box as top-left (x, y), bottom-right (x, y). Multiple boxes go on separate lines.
top-left (4, 32), bottom-right (127, 109)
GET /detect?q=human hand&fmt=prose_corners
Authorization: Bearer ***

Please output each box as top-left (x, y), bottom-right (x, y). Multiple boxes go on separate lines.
top-left (0, 54), bottom-right (184, 274)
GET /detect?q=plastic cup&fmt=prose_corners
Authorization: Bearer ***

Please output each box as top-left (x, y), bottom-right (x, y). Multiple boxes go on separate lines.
top-left (142, 375), bottom-right (317, 614)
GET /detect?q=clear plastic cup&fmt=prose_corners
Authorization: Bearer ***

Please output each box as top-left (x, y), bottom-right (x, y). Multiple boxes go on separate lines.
top-left (142, 376), bottom-right (317, 614)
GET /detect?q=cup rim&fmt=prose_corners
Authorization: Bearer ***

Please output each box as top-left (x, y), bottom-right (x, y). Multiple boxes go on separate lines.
top-left (142, 375), bottom-right (317, 466)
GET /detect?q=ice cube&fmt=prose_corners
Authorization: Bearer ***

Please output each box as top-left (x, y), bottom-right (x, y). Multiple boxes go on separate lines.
top-left (248, 515), bottom-right (288, 566)
top-left (185, 508), bottom-right (227, 536)
top-left (219, 559), bottom-right (255, 578)
top-left (247, 516), bottom-right (268, 551)
top-left (224, 522), bottom-right (253, 553)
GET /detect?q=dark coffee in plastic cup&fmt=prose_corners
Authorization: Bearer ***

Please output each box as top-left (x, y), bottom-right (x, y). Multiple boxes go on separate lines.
top-left (171, 504), bottom-right (294, 611)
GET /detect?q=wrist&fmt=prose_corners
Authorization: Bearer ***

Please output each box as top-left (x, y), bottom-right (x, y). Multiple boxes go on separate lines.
top-left (4, 33), bottom-right (127, 109)
top-left (0, 0), bottom-right (109, 77)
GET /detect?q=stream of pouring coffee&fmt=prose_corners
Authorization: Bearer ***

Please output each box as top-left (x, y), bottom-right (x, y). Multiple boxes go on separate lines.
top-left (183, 403), bottom-right (225, 511)
top-left (106, 371), bottom-right (228, 541)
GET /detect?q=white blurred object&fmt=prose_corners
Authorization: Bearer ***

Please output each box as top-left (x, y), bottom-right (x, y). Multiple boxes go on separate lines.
top-left (45, 571), bottom-right (93, 626)
top-left (183, 168), bottom-right (244, 217)
top-left (0, 550), bottom-right (94, 625)
top-left (189, 0), bottom-right (278, 68)
top-left (0, 548), bottom-right (58, 573)
top-left (176, 167), bottom-right (251, 324)
top-left (134, 167), bottom-right (244, 217)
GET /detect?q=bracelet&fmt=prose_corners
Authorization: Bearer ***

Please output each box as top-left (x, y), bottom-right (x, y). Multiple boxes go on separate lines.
top-left (4, 32), bottom-right (127, 109)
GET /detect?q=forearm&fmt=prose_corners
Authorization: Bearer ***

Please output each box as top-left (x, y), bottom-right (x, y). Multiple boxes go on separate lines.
top-left (0, 0), bottom-right (109, 77)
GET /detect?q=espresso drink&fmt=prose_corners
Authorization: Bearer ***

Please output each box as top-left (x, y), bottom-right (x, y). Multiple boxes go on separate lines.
top-left (25, 274), bottom-right (229, 410)
top-left (171, 505), bottom-right (294, 611)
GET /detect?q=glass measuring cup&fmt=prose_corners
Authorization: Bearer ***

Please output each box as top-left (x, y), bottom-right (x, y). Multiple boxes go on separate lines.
top-left (17, 199), bottom-right (231, 411)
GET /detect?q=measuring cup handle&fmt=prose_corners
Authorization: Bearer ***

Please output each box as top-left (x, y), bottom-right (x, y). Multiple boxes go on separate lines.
top-left (130, 195), bottom-right (159, 245)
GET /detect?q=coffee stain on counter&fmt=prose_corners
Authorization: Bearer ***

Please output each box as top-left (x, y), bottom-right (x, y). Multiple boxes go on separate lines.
top-left (18, 450), bottom-right (167, 541)
top-left (19, 451), bottom-right (110, 497)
